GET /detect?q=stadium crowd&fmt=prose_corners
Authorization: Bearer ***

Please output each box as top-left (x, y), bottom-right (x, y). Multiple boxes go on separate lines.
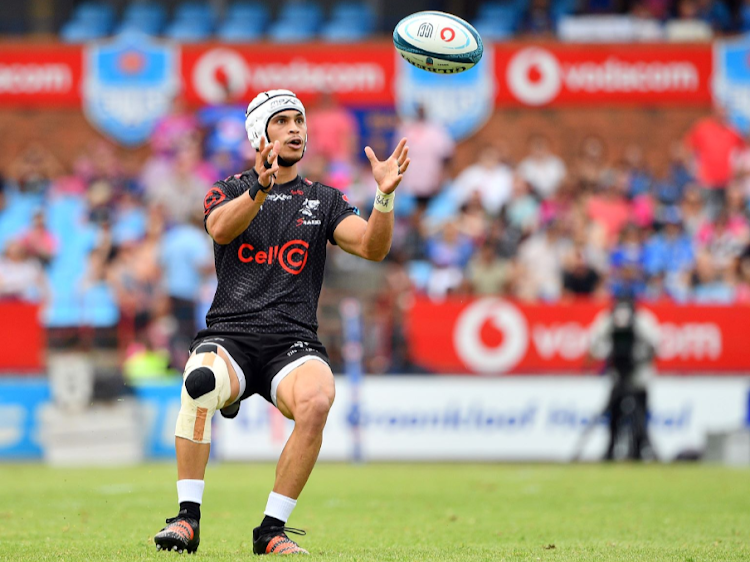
top-left (1, 99), bottom-right (750, 374)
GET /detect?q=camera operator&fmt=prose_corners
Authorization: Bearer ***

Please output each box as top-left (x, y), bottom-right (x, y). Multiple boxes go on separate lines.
top-left (588, 296), bottom-right (660, 461)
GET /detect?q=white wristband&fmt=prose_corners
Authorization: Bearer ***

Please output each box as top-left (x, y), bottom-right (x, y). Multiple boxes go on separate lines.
top-left (374, 188), bottom-right (395, 213)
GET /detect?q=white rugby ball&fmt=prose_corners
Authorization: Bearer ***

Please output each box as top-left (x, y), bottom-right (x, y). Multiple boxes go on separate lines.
top-left (393, 11), bottom-right (483, 74)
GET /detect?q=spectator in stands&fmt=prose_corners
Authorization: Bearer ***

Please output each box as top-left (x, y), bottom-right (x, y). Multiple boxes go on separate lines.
top-left (611, 223), bottom-right (645, 272)
top-left (150, 95), bottom-right (200, 158)
top-left (505, 175), bottom-right (541, 235)
top-left (540, 176), bottom-right (577, 226)
top-left (643, 207), bottom-right (695, 299)
top-left (515, 219), bottom-right (572, 301)
top-left (393, 198), bottom-right (429, 262)
top-left (305, 91), bottom-right (359, 167)
top-left (394, 103), bottom-right (455, 204)
top-left (6, 142), bottom-right (63, 196)
top-left (456, 193), bottom-right (491, 244)
top-left (18, 210), bottom-right (58, 267)
top-left (464, 239), bottom-right (512, 296)
top-left (425, 219), bottom-right (474, 299)
top-left (586, 170), bottom-right (631, 246)
top-left (695, 205), bottom-right (749, 271)
top-left (197, 80), bottom-right (252, 179)
top-left (694, 0), bottom-right (733, 31)
top-left (486, 216), bottom-right (522, 259)
top-left (609, 255), bottom-right (647, 300)
top-left (685, 104), bottom-right (744, 217)
top-left (562, 246), bottom-right (602, 299)
top-left (735, 247), bottom-right (750, 303)
top-left (0, 238), bottom-right (48, 304)
top-left (142, 134), bottom-right (217, 224)
top-left (108, 228), bottom-right (163, 338)
top-left (691, 252), bottom-right (735, 303)
top-left (575, 135), bottom-right (610, 191)
top-left (159, 209), bottom-right (214, 366)
top-left (523, 0), bottom-right (556, 34)
top-left (621, 144), bottom-right (653, 198)
top-left (449, 145), bottom-right (513, 215)
top-left (518, 134), bottom-right (567, 200)
top-left (680, 184), bottom-right (708, 236)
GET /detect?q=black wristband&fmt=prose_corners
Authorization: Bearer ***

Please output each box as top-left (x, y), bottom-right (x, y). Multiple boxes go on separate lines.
top-left (248, 178), bottom-right (272, 200)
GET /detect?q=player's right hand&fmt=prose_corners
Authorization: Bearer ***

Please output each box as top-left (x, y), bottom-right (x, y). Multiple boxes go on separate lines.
top-left (255, 137), bottom-right (280, 189)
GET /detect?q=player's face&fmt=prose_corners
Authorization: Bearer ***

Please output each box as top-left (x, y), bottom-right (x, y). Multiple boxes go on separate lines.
top-left (267, 110), bottom-right (306, 164)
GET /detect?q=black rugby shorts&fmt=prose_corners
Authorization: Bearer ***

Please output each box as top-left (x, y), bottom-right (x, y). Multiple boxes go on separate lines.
top-left (189, 330), bottom-right (330, 406)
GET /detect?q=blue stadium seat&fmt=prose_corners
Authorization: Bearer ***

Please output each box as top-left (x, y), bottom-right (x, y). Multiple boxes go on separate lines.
top-left (115, 20), bottom-right (162, 35)
top-left (44, 289), bottom-right (83, 328)
top-left (277, 1), bottom-right (324, 29)
top-left (60, 19), bottom-right (110, 42)
top-left (81, 283), bottom-right (120, 328)
top-left (174, 1), bottom-right (217, 26)
top-left (217, 20), bottom-right (264, 42)
top-left (478, 1), bottom-right (523, 23)
top-left (164, 20), bottom-right (212, 42)
top-left (225, 1), bottom-right (269, 26)
top-left (320, 21), bottom-right (370, 42)
top-left (119, 3), bottom-right (167, 35)
top-left (73, 1), bottom-right (116, 28)
top-left (473, 18), bottom-right (516, 40)
top-left (268, 21), bottom-right (316, 42)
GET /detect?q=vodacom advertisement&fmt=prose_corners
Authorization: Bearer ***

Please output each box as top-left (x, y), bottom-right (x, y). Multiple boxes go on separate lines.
top-left (406, 296), bottom-right (749, 375)
top-left (496, 43), bottom-right (712, 107)
top-left (180, 43), bottom-right (396, 106)
top-left (0, 42), bottom-right (713, 110)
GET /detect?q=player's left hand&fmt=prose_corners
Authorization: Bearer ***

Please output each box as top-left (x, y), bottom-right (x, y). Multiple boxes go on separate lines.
top-left (364, 138), bottom-right (410, 195)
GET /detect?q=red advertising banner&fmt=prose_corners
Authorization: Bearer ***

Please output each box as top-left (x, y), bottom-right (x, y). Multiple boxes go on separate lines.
top-left (0, 44), bottom-right (83, 107)
top-left (406, 296), bottom-right (749, 375)
top-left (180, 43), bottom-right (397, 106)
top-left (0, 301), bottom-right (45, 372)
top-left (0, 42), bottom-right (713, 109)
top-left (493, 43), bottom-right (713, 107)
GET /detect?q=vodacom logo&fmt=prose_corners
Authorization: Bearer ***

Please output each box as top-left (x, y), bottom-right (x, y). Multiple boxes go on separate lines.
top-left (506, 47), bottom-right (562, 106)
top-left (453, 298), bottom-right (528, 374)
top-left (237, 239), bottom-right (309, 275)
top-left (193, 48), bottom-right (248, 104)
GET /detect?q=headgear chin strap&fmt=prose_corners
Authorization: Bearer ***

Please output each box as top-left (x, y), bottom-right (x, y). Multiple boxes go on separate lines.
top-left (245, 90), bottom-right (307, 164)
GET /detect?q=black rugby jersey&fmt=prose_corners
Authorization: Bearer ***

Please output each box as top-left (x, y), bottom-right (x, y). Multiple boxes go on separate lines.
top-left (203, 169), bottom-right (359, 339)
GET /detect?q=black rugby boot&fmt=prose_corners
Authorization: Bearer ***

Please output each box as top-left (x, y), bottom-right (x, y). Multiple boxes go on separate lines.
top-left (252, 525), bottom-right (309, 555)
top-left (154, 510), bottom-right (200, 554)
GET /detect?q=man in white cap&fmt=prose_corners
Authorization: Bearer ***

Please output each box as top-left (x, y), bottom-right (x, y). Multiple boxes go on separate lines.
top-left (154, 90), bottom-right (410, 555)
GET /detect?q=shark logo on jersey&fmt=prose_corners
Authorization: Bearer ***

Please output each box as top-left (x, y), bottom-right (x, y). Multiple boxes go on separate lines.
top-left (299, 199), bottom-right (320, 217)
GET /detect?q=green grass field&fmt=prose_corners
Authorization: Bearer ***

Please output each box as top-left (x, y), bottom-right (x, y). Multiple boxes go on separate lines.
top-left (0, 463), bottom-right (747, 561)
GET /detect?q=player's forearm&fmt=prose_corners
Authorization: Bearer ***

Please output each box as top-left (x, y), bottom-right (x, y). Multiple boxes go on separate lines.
top-left (208, 191), bottom-right (267, 245)
top-left (359, 209), bottom-right (394, 261)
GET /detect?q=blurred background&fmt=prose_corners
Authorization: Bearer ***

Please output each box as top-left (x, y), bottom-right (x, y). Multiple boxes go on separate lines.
top-left (1, 0), bottom-right (750, 467)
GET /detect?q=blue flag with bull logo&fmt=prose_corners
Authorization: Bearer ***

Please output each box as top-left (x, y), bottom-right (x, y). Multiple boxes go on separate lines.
top-left (83, 33), bottom-right (179, 147)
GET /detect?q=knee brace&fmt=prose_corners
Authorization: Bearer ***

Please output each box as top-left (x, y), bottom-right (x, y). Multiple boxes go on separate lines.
top-left (175, 351), bottom-right (232, 444)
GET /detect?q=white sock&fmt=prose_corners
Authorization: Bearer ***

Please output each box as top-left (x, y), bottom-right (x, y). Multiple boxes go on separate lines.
top-left (264, 491), bottom-right (297, 523)
top-left (177, 479), bottom-right (205, 505)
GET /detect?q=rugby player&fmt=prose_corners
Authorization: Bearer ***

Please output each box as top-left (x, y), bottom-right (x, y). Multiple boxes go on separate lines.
top-left (154, 90), bottom-right (409, 555)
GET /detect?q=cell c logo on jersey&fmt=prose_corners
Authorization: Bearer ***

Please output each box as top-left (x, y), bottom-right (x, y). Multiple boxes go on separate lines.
top-left (440, 27), bottom-right (455, 42)
top-left (506, 47), bottom-right (562, 106)
top-left (453, 298), bottom-right (528, 374)
top-left (237, 239), bottom-right (309, 275)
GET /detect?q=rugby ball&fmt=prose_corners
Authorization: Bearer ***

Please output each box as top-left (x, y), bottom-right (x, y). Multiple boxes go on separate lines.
top-left (393, 11), bottom-right (483, 74)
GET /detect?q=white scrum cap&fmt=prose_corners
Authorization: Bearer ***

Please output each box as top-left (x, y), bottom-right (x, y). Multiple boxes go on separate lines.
top-left (244, 89), bottom-right (306, 150)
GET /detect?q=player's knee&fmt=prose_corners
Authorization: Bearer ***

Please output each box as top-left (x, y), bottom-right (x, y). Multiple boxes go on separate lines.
top-left (295, 391), bottom-right (333, 430)
top-left (175, 352), bottom-right (232, 444)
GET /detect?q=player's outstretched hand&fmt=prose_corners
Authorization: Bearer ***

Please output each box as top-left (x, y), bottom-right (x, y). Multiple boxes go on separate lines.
top-left (255, 137), bottom-right (280, 189)
top-left (364, 138), bottom-right (410, 195)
